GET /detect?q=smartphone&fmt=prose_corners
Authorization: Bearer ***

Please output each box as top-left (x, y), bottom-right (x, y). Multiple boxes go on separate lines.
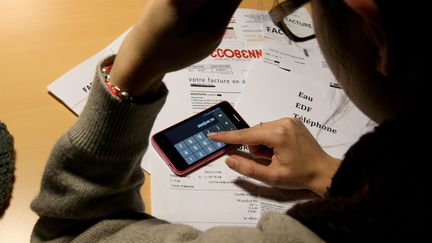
top-left (152, 101), bottom-right (249, 176)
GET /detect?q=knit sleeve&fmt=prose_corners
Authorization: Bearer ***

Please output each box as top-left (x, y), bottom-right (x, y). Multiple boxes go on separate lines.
top-left (31, 55), bottom-right (167, 239)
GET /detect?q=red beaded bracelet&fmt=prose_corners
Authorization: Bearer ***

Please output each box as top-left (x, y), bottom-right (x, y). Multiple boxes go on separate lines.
top-left (101, 65), bottom-right (132, 102)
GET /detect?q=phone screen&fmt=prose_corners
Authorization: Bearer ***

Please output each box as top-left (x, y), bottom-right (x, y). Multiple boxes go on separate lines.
top-left (152, 101), bottom-right (249, 176)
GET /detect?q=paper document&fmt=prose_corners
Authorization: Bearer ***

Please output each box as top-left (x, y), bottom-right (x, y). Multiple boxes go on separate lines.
top-left (150, 144), bottom-right (310, 230)
top-left (236, 61), bottom-right (374, 158)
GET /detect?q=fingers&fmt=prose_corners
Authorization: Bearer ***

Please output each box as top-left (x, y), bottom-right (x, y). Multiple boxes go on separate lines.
top-left (209, 127), bottom-right (259, 145)
top-left (209, 118), bottom-right (303, 160)
top-left (209, 118), bottom-right (307, 146)
top-left (248, 145), bottom-right (273, 160)
top-left (208, 122), bottom-right (281, 148)
top-left (226, 155), bottom-right (279, 185)
top-left (226, 155), bottom-right (268, 181)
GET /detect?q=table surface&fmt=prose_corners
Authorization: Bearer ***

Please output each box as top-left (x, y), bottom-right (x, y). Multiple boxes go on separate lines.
top-left (0, 0), bottom-right (273, 241)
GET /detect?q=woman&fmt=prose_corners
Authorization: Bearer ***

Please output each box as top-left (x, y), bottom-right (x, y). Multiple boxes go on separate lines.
top-left (31, 0), bottom-right (430, 242)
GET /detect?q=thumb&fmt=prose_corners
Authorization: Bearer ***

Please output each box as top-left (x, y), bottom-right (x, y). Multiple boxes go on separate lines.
top-left (226, 155), bottom-right (274, 183)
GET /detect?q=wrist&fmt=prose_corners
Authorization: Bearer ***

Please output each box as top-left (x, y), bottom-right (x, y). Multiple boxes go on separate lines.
top-left (101, 63), bottom-right (164, 103)
top-left (308, 156), bottom-right (341, 197)
top-left (109, 68), bottom-right (164, 97)
top-left (109, 26), bottom-right (165, 97)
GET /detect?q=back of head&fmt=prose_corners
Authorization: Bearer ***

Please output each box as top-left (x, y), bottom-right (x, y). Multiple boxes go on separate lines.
top-left (375, 0), bottom-right (428, 107)
top-left (316, 0), bottom-right (428, 122)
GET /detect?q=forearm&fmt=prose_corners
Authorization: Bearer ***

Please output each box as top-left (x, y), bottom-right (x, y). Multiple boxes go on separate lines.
top-left (109, 25), bottom-right (165, 97)
top-left (31, 55), bottom-right (168, 238)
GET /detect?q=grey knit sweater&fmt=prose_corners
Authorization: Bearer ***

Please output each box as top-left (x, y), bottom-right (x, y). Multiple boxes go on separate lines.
top-left (30, 56), bottom-right (323, 242)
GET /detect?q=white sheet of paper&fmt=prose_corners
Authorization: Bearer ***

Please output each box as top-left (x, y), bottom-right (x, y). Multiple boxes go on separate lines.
top-left (236, 60), bottom-right (374, 158)
top-left (47, 28), bottom-right (131, 114)
top-left (262, 43), bottom-right (311, 76)
top-left (150, 140), bottom-right (308, 230)
top-left (47, 48), bottom-right (113, 114)
top-left (299, 40), bottom-right (342, 89)
top-left (227, 8), bottom-right (268, 43)
top-left (185, 63), bottom-right (246, 113)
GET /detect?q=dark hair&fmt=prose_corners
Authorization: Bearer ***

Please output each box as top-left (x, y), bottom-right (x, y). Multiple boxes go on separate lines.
top-left (377, 0), bottom-right (429, 114)
top-left (0, 122), bottom-right (15, 218)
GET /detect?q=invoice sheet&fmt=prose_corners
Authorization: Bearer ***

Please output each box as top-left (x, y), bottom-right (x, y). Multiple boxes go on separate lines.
top-left (296, 39), bottom-right (342, 89)
top-left (236, 60), bottom-right (375, 158)
top-left (182, 63), bottom-right (246, 113)
top-left (262, 43), bottom-right (310, 76)
top-left (150, 143), bottom-right (311, 230)
top-left (227, 8), bottom-right (268, 43)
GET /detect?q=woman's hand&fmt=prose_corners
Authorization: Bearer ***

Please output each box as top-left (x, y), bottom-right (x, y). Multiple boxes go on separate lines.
top-left (208, 118), bottom-right (341, 197)
top-left (109, 0), bottom-right (242, 96)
